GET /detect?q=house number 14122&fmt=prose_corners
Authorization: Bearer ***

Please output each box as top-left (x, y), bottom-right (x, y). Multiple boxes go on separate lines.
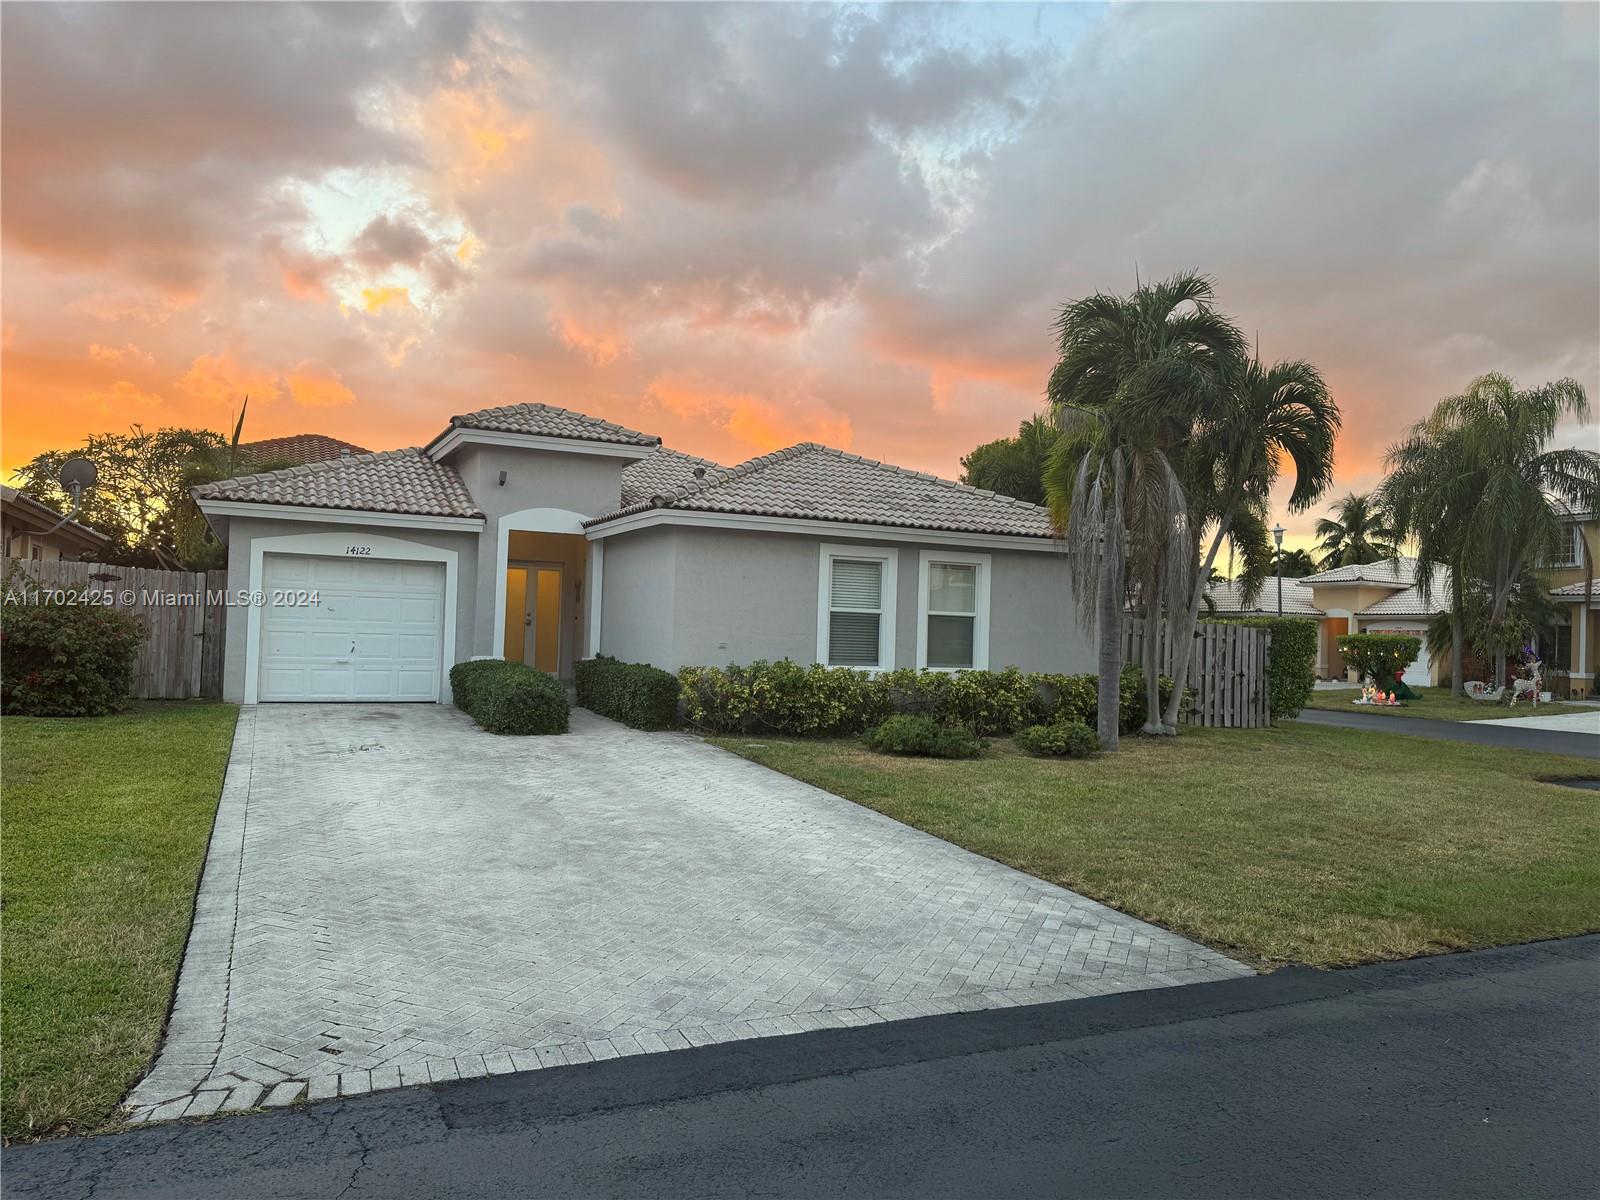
top-left (346, 546), bottom-right (372, 556)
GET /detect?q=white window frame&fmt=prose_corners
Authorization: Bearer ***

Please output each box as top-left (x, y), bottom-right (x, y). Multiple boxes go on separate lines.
top-left (1558, 524), bottom-right (1584, 568)
top-left (916, 549), bottom-right (991, 672)
top-left (816, 543), bottom-right (897, 672)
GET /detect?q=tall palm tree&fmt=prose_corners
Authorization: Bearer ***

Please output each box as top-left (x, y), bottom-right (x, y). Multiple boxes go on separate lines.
top-left (1158, 355), bottom-right (1339, 729)
top-left (1383, 373), bottom-right (1597, 689)
top-left (1276, 548), bottom-right (1318, 578)
top-left (1042, 272), bottom-right (1246, 744)
top-left (1313, 493), bottom-right (1397, 568)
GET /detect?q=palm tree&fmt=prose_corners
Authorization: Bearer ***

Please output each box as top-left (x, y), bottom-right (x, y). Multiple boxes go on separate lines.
top-left (959, 413), bottom-right (1056, 504)
top-left (1383, 374), bottom-right (1597, 690)
top-left (1158, 355), bottom-right (1339, 729)
top-left (1042, 273), bottom-right (1246, 744)
top-left (1313, 493), bottom-right (1397, 568)
top-left (1276, 548), bottom-right (1318, 578)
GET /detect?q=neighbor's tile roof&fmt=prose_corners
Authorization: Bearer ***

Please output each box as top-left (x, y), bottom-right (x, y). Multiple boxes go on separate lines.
top-left (441, 402), bottom-right (661, 448)
top-left (1551, 579), bottom-right (1600, 599)
top-left (588, 443), bottom-right (1057, 539)
top-left (620, 447), bottom-right (722, 508)
top-left (237, 434), bottom-right (370, 470)
top-left (1356, 564), bottom-right (1453, 617)
top-left (192, 448), bottom-right (482, 519)
top-left (1206, 576), bottom-right (1323, 616)
top-left (1302, 557), bottom-right (1418, 586)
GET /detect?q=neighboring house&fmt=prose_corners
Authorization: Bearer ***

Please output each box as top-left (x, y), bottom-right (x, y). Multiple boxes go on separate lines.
top-left (193, 403), bottom-right (1087, 704)
top-left (236, 434), bottom-right (370, 471)
top-left (1208, 516), bottom-right (1600, 697)
top-left (0, 484), bottom-right (112, 562)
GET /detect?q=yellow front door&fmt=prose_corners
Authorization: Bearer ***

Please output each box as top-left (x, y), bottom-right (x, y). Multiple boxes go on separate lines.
top-left (504, 565), bottom-right (562, 674)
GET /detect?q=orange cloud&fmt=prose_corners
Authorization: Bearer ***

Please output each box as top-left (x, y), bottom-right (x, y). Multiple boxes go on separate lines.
top-left (645, 373), bottom-right (851, 456)
top-left (178, 352), bottom-right (283, 409)
top-left (83, 379), bottom-right (165, 417)
top-left (285, 363), bottom-right (356, 408)
top-left (88, 342), bottom-right (156, 367)
top-left (360, 286), bottom-right (411, 314)
top-left (552, 313), bottom-right (628, 367)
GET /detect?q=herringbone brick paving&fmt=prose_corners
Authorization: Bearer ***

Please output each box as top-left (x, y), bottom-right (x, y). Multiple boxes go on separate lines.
top-left (124, 705), bottom-right (1249, 1121)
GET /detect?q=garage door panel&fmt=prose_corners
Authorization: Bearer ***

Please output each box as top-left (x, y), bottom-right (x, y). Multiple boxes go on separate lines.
top-left (259, 553), bottom-right (445, 703)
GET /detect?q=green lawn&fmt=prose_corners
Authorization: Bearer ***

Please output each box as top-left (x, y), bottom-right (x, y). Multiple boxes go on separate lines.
top-left (712, 724), bottom-right (1600, 971)
top-left (1, 702), bottom-right (238, 1142)
top-left (1303, 685), bottom-right (1590, 721)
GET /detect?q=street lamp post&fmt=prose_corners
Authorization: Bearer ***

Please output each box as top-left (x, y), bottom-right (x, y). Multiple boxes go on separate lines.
top-left (1272, 524), bottom-right (1286, 616)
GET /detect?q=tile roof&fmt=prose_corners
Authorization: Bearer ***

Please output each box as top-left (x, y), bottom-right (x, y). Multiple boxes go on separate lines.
top-left (442, 402), bottom-right (661, 448)
top-left (0, 485), bottom-right (113, 548)
top-left (1355, 564), bottom-right (1453, 617)
top-left (1551, 579), bottom-right (1600, 599)
top-left (1206, 576), bottom-right (1323, 616)
top-left (192, 448), bottom-right (482, 519)
top-left (588, 443), bottom-right (1058, 539)
top-left (1302, 557), bottom-right (1418, 586)
top-left (237, 434), bottom-right (370, 470)
top-left (619, 447), bottom-right (722, 509)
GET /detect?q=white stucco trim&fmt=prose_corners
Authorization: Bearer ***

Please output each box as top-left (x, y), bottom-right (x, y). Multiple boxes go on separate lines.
top-left (915, 549), bottom-right (991, 672)
top-left (427, 426), bottom-right (656, 463)
top-left (198, 499), bottom-right (483, 532)
top-left (588, 507), bottom-right (1062, 553)
top-left (241, 531), bottom-right (459, 705)
top-left (587, 539), bottom-right (605, 657)
top-left (491, 508), bottom-right (591, 663)
top-left (816, 543), bottom-right (898, 672)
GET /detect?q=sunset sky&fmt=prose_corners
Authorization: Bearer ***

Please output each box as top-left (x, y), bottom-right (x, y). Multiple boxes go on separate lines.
top-left (2, 2), bottom-right (1596, 551)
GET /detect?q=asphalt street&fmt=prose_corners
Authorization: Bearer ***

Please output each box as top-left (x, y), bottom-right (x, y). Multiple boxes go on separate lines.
top-left (1292, 708), bottom-right (1600, 758)
top-left (5, 936), bottom-right (1596, 1199)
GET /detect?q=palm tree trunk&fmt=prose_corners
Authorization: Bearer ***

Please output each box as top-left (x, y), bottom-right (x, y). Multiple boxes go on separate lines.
top-left (1141, 588), bottom-right (1163, 736)
top-left (1096, 473), bottom-right (1126, 751)
top-left (1450, 616), bottom-right (1464, 698)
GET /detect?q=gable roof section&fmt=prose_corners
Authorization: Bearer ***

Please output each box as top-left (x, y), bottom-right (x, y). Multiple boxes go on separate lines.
top-left (192, 448), bottom-right (482, 519)
top-left (1302, 557), bottom-right (1418, 587)
top-left (439, 402), bottom-right (661, 448)
top-left (588, 443), bottom-right (1057, 540)
top-left (1, 485), bottom-right (113, 552)
top-left (620, 447), bottom-right (722, 508)
top-left (1355, 564), bottom-right (1452, 618)
top-left (237, 434), bottom-right (370, 470)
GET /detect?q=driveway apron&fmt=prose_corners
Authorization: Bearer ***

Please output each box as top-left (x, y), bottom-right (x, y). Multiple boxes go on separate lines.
top-left (124, 705), bottom-right (1248, 1122)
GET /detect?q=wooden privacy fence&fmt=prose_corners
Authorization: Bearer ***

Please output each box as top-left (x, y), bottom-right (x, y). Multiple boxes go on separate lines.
top-left (2, 558), bottom-right (228, 699)
top-left (1123, 617), bottom-right (1272, 728)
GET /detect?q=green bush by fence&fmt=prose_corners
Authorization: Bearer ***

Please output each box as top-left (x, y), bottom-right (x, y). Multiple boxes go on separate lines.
top-left (449, 659), bottom-right (569, 735)
top-left (0, 593), bottom-right (144, 716)
top-left (1337, 633), bottom-right (1422, 687)
top-left (1214, 616), bottom-right (1318, 719)
top-left (574, 655), bottom-right (680, 730)
top-left (1013, 720), bottom-right (1101, 758)
top-left (677, 660), bottom-right (1177, 738)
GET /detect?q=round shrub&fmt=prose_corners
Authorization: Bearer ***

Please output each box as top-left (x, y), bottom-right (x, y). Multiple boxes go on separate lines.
top-left (862, 714), bottom-right (983, 759)
top-left (450, 659), bottom-right (569, 735)
top-left (1014, 721), bottom-right (1101, 758)
top-left (0, 594), bottom-right (144, 716)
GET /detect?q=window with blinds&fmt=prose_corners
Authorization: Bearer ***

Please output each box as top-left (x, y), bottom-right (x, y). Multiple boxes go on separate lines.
top-left (925, 561), bottom-right (977, 668)
top-left (828, 557), bottom-right (883, 666)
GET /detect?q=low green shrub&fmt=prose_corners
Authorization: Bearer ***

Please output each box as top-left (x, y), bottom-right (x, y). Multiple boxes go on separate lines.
top-left (1215, 616), bottom-right (1318, 719)
top-left (1014, 721), bottom-right (1101, 758)
top-left (449, 659), bottom-right (569, 735)
top-left (1338, 633), bottom-right (1421, 686)
top-left (0, 588), bottom-right (144, 716)
top-left (678, 660), bottom-right (1178, 738)
top-left (862, 714), bottom-right (983, 759)
top-left (575, 655), bottom-right (680, 730)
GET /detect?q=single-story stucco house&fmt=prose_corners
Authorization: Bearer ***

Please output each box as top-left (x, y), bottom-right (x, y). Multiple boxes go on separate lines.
top-left (194, 403), bottom-right (1089, 704)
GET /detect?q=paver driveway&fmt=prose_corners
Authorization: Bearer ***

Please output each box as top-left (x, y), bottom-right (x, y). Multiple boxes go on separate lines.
top-left (126, 705), bottom-right (1248, 1122)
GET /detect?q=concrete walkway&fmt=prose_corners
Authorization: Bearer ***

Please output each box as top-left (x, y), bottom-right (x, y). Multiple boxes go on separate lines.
top-left (14, 937), bottom-right (1596, 1199)
top-left (1293, 708), bottom-right (1600, 758)
top-left (122, 705), bottom-right (1246, 1123)
top-left (1475, 710), bottom-right (1600, 735)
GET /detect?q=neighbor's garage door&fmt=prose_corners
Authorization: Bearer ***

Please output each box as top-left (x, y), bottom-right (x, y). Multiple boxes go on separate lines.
top-left (1371, 625), bottom-right (1431, 688)
top-left (259, 555), bottom-right (445, 702)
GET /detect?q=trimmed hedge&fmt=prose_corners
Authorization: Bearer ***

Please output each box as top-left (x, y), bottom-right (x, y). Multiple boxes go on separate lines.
top-left (574, 655), bottom-right (680, 730)
top-left (863, 714), bottom-right (983, 759)
top-left (1215, 616), bottom-right (1318, 720)
top-left (1337, 633), bottom-right (1421, 687)
top-left (449, 659), bottom-right (569, 735)
top-left (1014, 721), bottom-right (1101, 758)
top-left (677, 660), bottom-right (1178, 738)
top-left (0, 594), bottom-right (144, 716)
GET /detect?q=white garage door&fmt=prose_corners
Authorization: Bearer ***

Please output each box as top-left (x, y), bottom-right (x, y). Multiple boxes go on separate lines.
top-left (259, 555), bottom-right (445, 702)
top-left (1371, 625), bottom-right (1431, 687)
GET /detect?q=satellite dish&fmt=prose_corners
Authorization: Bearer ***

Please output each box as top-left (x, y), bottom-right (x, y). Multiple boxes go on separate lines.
top-left (59, 458), bottom-right (97, 492)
